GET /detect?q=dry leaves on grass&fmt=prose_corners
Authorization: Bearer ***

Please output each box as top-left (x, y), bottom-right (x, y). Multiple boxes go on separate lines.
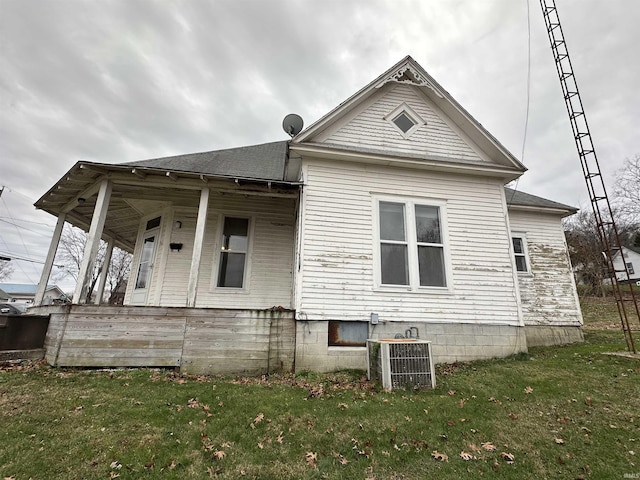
top-left (459, 451), bottom-right (475, 461)
top-left (481, 442), bottom-right (497, 452)
top-left (305, 451), bottom-right (318, 469)
top-left (555, 438), bottom-right (565, 444)
top-left (431, 451), bottom-right (449, 462)
top-left (524, 386), bottom-right (533, 394)
top-left (500, 452), bottom-right (515, 464)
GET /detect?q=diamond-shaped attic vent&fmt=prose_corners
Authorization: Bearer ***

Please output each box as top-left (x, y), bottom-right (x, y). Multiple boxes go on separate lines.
top-left (393, 112), bottom-right (416, 133)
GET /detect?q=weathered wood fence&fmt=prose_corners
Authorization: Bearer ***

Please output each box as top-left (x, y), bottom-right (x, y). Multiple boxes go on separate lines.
top-left (35, 305), bottom-right (295, 375)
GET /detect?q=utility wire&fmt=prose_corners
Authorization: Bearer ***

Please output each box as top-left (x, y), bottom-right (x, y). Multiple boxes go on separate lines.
top-left (508, 0), bottom-right (532, 205)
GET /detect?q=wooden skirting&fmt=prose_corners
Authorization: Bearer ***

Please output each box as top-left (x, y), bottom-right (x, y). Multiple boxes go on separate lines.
top-left (32, 305), bottom-right (295, 375)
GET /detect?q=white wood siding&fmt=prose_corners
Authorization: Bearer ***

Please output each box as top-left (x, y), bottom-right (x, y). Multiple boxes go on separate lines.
top-left (508, 210), bottom-right (583, 326)
top-left (613, 247), bottom-right (640, 282)
top-left (157, 195), bottom-right (297, 309)
top-left (298, 160), bottom-right (521, 325)
top-left (324, 84), bottom-right (486, 163)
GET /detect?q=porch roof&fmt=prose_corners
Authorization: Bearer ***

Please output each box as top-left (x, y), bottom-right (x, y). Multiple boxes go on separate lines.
top-left (34, 141), bottom-right (301, 252)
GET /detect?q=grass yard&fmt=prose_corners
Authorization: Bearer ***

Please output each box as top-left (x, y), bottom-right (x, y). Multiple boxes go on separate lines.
top-left (1, 322), bottom-right (639, 479)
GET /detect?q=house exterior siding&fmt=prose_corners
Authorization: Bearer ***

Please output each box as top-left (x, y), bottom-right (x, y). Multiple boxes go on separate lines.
top-left (508, 209), bottom-right (583, 327)
top-left (126, 195), bottom-right (297, 309)
top-left (294, 159), bottom-right (528, 371)
top-left (323, 84), bottom-right (487, 163)
top-left (508, 209), bottom-right (583, 347)
top-left (297, 159), bottom-right (521, 325)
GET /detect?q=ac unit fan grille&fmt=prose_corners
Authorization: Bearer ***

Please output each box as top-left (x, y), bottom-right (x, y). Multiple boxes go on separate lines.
top-left (388, 343), bottom-right (434, 389)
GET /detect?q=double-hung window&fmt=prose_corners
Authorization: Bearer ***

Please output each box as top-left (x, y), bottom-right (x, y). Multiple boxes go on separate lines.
top-left (217, 216), bottom-right (249, 288)
top-left (512, 235), bottom-right (529, 273)
top-left (377, 199), bottom-right (447, 289)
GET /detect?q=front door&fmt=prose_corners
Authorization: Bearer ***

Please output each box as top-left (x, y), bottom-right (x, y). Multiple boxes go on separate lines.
top-left (131, 217), bottom-right (161, 305)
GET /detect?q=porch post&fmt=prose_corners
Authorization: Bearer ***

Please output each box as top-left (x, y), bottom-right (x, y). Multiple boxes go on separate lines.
top-left (95, 237), bottom-right (114, 305)
top-left (72, 179), bottom-right (112, 304)
top-left (34, 213), bottom-right (66, 305)
top-left (187, 187), bottom-right (210, 307)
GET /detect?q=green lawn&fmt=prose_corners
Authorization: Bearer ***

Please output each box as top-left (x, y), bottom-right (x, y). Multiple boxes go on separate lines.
top-left (1, 330), bottom-right (639, 479)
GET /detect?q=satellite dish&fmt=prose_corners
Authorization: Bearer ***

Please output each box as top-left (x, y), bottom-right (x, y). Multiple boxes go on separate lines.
top-left (282, 113), bottom-right (304, 137)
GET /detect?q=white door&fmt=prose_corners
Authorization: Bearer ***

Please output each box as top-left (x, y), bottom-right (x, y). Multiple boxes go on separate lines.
top-left (131, 226), bottom-right (159, 305)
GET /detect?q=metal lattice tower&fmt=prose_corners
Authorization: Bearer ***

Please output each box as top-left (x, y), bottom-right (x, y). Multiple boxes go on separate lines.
top-left (540, 0), bottom-right (640, 353)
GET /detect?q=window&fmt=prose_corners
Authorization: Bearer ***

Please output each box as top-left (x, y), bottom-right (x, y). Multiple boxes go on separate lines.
top-left (377, 199), bottom-right (447, 289)
top-left (384, 102), bottom-right (425, 139)
top-left (328, 321), bottom-right (368, 347)
top-left (217, 217), bottom-right (249, 288)
top-left (392, 112), bottom-right (416, 133)
top-left (627, 262), bottom-right (635, 275)
top-left (512, 236), bottom-right (529, 273)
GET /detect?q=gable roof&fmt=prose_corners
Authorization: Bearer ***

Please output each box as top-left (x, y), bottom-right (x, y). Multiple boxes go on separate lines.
top-left (292, 56), bottom-right (526, 178)
top-left (505, 187), bottom-right (578, 216)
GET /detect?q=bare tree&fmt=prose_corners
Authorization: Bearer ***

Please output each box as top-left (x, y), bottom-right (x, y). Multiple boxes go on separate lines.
top-left (614, 153), bottom-right (640, 223)
top-left (54, 226), bottom-right (132, 303)
top-left (0, 259), bottom-right (13, 282)
top-left (564, 208), bottom-right (636, 296)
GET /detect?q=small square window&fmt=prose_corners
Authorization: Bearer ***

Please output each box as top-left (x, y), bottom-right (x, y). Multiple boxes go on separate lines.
top-left (393, 112), bottom-right (416, 133)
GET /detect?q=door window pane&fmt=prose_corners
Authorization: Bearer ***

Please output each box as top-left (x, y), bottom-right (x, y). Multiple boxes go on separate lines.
top-left (418, 246), bottom-right (446, 287)
top-left (381, 243), bottom-right (409, 285)
top-left (379, 202), bottom-right (405, 241)
top-left (135, 236), bottom-right (155, 289)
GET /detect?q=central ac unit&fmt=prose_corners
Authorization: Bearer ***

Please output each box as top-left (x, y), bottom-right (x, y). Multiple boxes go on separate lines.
top-left (367, 339), bottom-right (436, 390)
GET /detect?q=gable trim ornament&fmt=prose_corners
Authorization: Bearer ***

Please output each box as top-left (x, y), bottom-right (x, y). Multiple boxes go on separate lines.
top-left (375, 63), bottom-right (443, 98)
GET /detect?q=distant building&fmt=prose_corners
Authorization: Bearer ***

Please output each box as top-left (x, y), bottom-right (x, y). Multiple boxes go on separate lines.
top-left (0, 283), bottom-right (65, 305)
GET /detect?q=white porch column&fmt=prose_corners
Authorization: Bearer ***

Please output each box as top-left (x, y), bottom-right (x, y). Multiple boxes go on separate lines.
top-left (73, 179), bottom-right (112, 304)
top-left (35, 213), bottom-right (67, 306)
top-left (94, 237), bottom-right (114, 305)
top-left (187, 187), bottom-right (210, 307)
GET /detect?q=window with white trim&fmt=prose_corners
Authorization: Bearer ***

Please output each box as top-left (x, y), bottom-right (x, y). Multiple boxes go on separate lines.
top-left (377, 199), bottom-right (447, 289)
top-left (512, 235), bottom-right (530, 273)
top-left (383, 102), bottom-right (425, 139)
top-left (217, 216), bottom-right (249, 288)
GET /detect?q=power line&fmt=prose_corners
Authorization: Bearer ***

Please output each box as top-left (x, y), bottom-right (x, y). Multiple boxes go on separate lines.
top-left (0, 251), bottom-right (64, 268)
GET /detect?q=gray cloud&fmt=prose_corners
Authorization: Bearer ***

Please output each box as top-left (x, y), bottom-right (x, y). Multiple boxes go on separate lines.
top-left (1, 0), bottom-right (639, 286)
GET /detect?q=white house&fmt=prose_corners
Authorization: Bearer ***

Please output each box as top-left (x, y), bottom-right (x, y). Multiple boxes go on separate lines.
top-left (30, 56), bottom-right (583, 374)
top-left (612, 246), bottom-right (640, 284)
top-left (0, 283), bottom-right (65, 305)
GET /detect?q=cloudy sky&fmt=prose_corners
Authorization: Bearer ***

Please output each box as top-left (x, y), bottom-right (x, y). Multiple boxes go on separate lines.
top-left (1, 0), bottom-right (639, 289)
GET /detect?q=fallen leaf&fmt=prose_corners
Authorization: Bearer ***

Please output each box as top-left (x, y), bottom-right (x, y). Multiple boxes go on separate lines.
top-left (500, 452), bottom-right (515, 464)
top-left (257, 442), bottom-right (264, 449)
top-left (187, 398), bottom-right (199, 408)
top-left (431, 451), bottom-right (449, 462)
top-left (277, 432), bottom-right (284, 444)
top-left (555, 438), bottom-right (565, 444)
top-left (448, 390), bottom-right (456, 396)
top-left (508, 413), bottom-right (519, 421)
top-left (337, 403), bottom-right (349, 409)
top-left (460, 451), bottom-right (474, 461)
top-left (468, 443), bottom-right (482, 454)
top-left (213, 450), bottom-right (226, 460)
top-left (481, 442), bottom-right (497, 452)
top-left (305, 451), bottom-right (318, 469)
top-left (585, 397), bottom-right (592, 406)
top-left (254, 412), bottom-right (264, 423)
top-left (524, 386), bottom-right (533, 394)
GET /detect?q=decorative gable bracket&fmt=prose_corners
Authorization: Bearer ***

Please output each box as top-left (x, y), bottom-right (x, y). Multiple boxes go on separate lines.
top-left (375, 63), bottom-right (443, 98)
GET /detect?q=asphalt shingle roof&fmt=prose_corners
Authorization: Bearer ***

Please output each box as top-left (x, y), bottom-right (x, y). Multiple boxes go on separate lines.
top-left (505, 187), bottom-right (577, 214)
top-left (125, 141), bottom-right (290, 182)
